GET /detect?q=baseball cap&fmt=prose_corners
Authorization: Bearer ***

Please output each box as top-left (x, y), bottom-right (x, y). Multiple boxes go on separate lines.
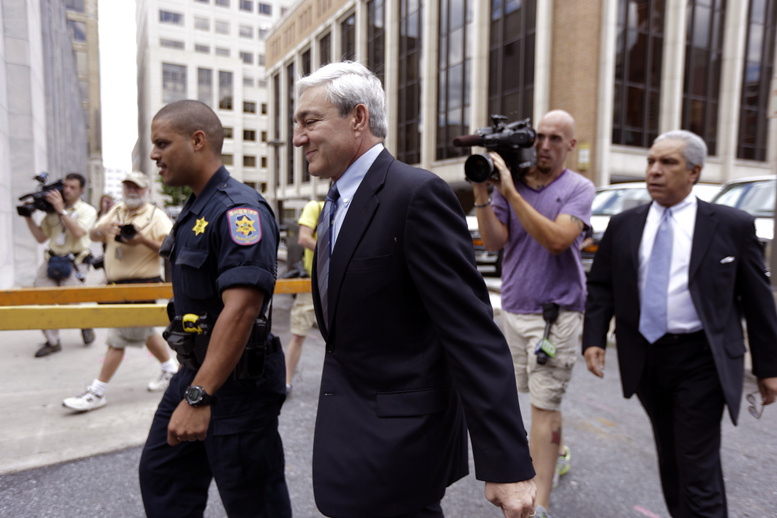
top-left (123, 171), bottom-right (150, 189)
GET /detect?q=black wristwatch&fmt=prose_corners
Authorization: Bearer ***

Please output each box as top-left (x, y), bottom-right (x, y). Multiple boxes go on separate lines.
top-left (184, 385), bottom-right (216, 407)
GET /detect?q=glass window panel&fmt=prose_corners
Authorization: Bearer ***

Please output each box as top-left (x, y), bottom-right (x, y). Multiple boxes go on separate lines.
top-left (198, 68), bottom-right (213, 106)
top-left (449, 27), bottom-right (464, 66)
top-left (68, 20), bottom-right (87, 41)
top-left (219, 71), bottom-right (233, 110)
top-left (162, 63), bottom-right (187, 103)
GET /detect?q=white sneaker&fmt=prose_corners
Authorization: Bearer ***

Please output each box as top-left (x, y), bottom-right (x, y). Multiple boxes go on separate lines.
top-left (148, 370), bottom-right (175, 392)
top-left (63, 388), bottom-right (106, 412)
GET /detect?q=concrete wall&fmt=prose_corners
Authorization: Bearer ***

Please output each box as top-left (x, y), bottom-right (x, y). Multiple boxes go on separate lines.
top-left (0, 0), bottom-right (89, 288)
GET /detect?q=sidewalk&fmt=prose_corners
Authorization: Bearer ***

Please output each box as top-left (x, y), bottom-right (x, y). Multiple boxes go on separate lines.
top-left (0, 327), bottom-right (166, 475)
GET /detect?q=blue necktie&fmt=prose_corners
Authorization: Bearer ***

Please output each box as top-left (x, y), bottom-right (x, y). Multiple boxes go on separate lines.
top-left (316, 184), bottom-right (339, 324)
top-left (639, 208), bottom-right (674, 343)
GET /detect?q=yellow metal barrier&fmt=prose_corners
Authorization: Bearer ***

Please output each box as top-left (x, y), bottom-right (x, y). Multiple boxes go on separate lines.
top-left (0, 278), bottom-right (311, 331)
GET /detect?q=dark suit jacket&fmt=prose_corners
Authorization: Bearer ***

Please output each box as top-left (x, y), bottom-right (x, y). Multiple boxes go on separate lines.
top-left (583, 199), bottom-right (777, 425)
top-left (311, 150), bottom-right (534, 517)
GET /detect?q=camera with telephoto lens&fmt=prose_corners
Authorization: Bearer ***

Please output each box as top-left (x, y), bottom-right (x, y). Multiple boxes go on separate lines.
top-left (16, 173), bottom-right (65, 217)
top-left (115, 224), bottom-right (138, 242)
top-left (453, 115), bottom-right (537, 184)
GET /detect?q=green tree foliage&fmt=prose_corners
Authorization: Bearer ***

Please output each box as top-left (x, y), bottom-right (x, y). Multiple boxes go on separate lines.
top-left (156, 175), bottom-right (191, 207)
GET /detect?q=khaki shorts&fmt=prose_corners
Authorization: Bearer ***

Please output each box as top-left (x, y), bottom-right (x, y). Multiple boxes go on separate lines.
top-left (503, 310), bottom-right (582, 411)
top-left (290, 291), bottom-right (317, 337)
top-left (107, 326), bottom-right (156, 348)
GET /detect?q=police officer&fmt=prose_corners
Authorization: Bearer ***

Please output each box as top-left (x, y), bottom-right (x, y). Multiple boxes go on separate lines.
top-left (139, 100), bottom-right (291, 517)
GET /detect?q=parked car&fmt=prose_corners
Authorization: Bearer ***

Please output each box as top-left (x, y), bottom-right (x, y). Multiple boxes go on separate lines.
top-left (710, 175), bottom-right (775, 275)
top-left (467, 208), bottom-right (503, 276)
top-left (581, 182), bottom-right (721, 273)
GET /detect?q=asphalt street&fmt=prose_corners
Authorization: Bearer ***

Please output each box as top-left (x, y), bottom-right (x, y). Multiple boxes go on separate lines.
top-left (1, 287), bottom-right (776, 517)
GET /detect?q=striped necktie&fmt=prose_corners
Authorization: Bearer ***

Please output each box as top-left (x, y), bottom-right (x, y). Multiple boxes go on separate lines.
top-left (639, 208), bottom-right (674, 343)
top-left (316, 184), bottom-right (340, 324)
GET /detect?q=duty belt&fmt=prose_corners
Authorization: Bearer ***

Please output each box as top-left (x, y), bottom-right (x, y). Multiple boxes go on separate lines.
top-left (163, 313), bottom-right (280, 380)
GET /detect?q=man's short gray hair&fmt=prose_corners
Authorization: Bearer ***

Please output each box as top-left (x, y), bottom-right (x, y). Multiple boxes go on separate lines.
top-left (298, 61), bottom-right (387, 139)
top-left (654, 130), bottom-right (707, 170)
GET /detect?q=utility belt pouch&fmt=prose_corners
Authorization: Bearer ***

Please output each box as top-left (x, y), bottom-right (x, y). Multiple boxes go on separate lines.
top-left (163, 314), bottom-right (211, 371)
top-left (233, 316), bottom-right (272, 381)
top-left (47, 253), bottom-right (74, 280)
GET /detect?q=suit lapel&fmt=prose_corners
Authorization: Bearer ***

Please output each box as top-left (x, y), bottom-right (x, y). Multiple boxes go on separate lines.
top-left (325, 149), bottom-right (393, 332)
top-left (628, 204), bottom-right (650, 274)
top-left (689, 200), bottom-right (717, 281)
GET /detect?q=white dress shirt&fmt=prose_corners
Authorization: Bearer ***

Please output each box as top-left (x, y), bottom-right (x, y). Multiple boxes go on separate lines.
top-left (638, 192), bottom-right (703, 334)
top-left (330, 143), bottom-right (384, 247)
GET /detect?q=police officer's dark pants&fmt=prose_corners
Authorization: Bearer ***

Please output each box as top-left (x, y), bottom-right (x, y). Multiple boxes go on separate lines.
top-left (139, 367), bottom-right (291, 518)
top-left (636, 333), bottom-right (727, 518)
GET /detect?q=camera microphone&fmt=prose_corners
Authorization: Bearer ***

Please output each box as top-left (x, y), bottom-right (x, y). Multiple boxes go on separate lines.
top-left (452, 133), bottom-right (483, 147)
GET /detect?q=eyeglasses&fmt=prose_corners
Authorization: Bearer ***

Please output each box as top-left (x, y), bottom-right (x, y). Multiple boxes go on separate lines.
top-left (746, 391), bottom-right (764, 420)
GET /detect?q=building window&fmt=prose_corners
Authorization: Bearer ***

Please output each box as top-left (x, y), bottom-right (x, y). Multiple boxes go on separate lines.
top-left (215, 20), bottom-right (230, 34)
top-left (259, 3), bottom-right (272, 15)
top-left (224, 127), bottom-right (234, 139)
top-left (162, 63), bottom-right (187, 103)
top-left (244, 76), bottom-right (255, 87)
top-left (195, 44), bottom-right (210, 54)
top-left (319, 32), bottom-right (332, 67)
top-left (216, 0), bottom-right (230, 6)
top-left (160, 39), bottom-right (185, 50)
top-left (258, 28), bottom-right (269, 40)
top-left (287, 61), bottom-right (295, 185)
top-left (258, 54), bottom-right (265, 66)
top-left (75, 50), bottom-right (88, 75)
top-left (367, 0), bottom-right (386, 85)
top-left (488, 0), bottom-right (535, 123)
top-left (612, 0), bottom-right (665, 148)
top-left (219, 71), bottom-right (233, 110)
top-left (437, 0), bottom-right (472, 160)
top-left (159, 10), bottom-right (183, 25)
top-left (240, 0), bottom-right (253, 12)
top-left (244, 130), bottom-right (256, 141)
top-left (682, 0), bottom-right (726, 156)
top-left (258, 79), bottom-right (267, 88)
top-left (244, 101), bottom-right (257, 113)
top-left (738, 0), bottom-right (777, 160)
top-left (215, 47), bottom-right (230, 57)
top-left (68, 20), bottom-right (87, 42)
top-left (240, 25), bottom-right (253, 38)
top-left (261, 131), bottom-right (268, 142)
top-left (261, 157), bottom-right (268, 168)
top-left (195, 0), bottom-right (209, 3)
top-left (341, 14), bottom-right (356, 61)
top-left (244, 156), bottom-right (257, 167)
top-left (198, 68), bottom-right (213, 107)
top-left (222, 154), bottom-right (234, 165)
top-left (240, 51), bottom-right (254, 65)
top-left (65, 0), bottom-right (85, 12)
top-left (397, 0), bottom-right (423, 165)
top-left (195, 17), bottom-right (209, 31)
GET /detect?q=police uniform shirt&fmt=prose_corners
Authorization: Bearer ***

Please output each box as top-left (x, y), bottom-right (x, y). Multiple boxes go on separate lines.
top-left (169, 166), bottom-right (278, 322)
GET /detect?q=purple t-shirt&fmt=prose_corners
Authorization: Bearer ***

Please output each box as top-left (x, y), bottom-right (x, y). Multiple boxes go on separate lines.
top-left (493, 169), bottom-right (594, 314)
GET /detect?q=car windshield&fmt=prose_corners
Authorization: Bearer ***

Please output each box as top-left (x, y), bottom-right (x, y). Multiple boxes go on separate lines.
top-left (713, 180), bottom-right (776, 218)
top-left (591, 188), bottom-right (652, 216)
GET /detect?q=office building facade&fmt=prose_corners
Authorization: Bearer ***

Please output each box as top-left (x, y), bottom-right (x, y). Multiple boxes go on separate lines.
top-left (134, 0), bottom-right (294, 199)
top-left (266, 0), bottom-right (777, 222)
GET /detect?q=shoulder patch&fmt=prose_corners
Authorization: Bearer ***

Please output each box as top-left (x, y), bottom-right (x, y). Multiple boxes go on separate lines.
top-left (227, 207), bottom-right (262, 245)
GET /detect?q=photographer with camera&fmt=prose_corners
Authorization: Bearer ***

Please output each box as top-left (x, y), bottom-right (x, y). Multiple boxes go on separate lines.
top-left (470, 110), bottom-right (594, 518)
top-left (62, 171), bottom-right (176, 412)
top-left (22, 172), bottom-right (98, 358)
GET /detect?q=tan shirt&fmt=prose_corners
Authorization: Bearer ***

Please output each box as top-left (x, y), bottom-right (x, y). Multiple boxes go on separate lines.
top-left (40, 199), bottom-right (97, 259)
top-left (99, 203), bottom-right (173, 281)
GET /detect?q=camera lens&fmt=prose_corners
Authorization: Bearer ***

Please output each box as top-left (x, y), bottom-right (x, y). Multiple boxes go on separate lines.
top-left (464, 154), bottom-right (496, 184)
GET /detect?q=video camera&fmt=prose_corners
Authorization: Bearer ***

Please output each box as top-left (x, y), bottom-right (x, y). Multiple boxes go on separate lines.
top-left (16, 172), bottom-right (65, 217)
top-left (453, 115), bottom-right (537, 184)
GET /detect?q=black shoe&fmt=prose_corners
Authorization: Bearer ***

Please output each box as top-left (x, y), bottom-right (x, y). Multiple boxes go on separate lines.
top-left (82, 329), bottom-right (96, 345)
top-left (35, 342), bottom-right (62, 358)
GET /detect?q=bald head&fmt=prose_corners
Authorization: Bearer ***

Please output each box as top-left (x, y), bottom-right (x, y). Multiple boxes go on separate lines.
top-left (540, 110), bottom-right (575, 139)
top-left (153, 100), bottom-right (224, 156)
